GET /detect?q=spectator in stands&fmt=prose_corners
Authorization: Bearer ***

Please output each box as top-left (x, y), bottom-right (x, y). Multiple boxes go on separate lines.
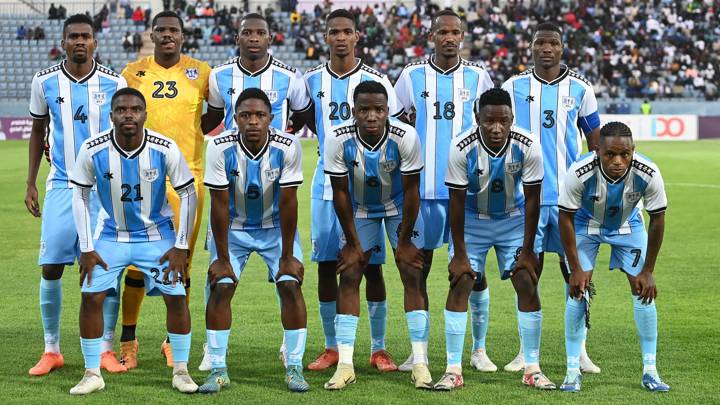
top-left (25, 27), bottom-right (33, 41)
top-left (58, 4), bottom-right (67, 19)
top-left (33, 26), bottom-right (45, 41)
top-left (16, 25), bottom-right (26, 40)
top-left (48, 3), bottom-right (58, 20)
top-left (123, 31), bottom-right (133, 51)
top-left (641, 100), bottom-right (652, 115)
top-left (273, 31), bottom-right (285, 46)
top-left (48, 43), bottom-right (62, 60)
top-left (132, 6), bottom-right (145, 26)
top-left (121, 0), bottom-right (133, 18)
top-left (132, 32), bottom-right (143, 52)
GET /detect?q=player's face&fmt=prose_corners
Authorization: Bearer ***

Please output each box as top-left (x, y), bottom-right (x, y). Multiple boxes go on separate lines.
top-left (151, 17), bottom-right (184, 57)
top-left (532, 31), bottom-right (563, 69)
top-left (429, 16), bottom-right (464, 59)
top-left (353, 92), bottom-right (389, 138)
top-left (111, 95), bottom-right (147, 137)
top-left (477, 105), bottom-right (513, 149)
top-left (61, 23), bottom-right (96, 64)
top-left (237, 18), bottom-right (271, 61)
top-left (235, 98), bottom-right (273, 145)
top-left (325, 17), bottom-right (358, 58)
top-left (598, 136), bottom-right (634, 179)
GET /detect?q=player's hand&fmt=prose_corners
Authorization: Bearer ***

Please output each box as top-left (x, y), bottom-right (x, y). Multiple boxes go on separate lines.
top-left (25, 183), bottom-right (41, 217)
top-left (634, 270), bottom-right (657, 304)
top-left (207, 258), bottom-right (236, 288)
top-left (278, 256), bottom-right (304, 284)
top-left (43, 140), bottom-right (51, 163)
top-left (395, 241), bottom-right (425, 273)
top-left (510, 249), bottom-right (539, 285)
top-left (79, 251), bottom-right (108, 287)
top-left (337, 243), bottom-right (366, 275)
top-left (448, 253), bottom-right (474, 287)
top-left (160, 248), bottom-right (188, 287)
top-left (568, 270), bottom-right (592, 299)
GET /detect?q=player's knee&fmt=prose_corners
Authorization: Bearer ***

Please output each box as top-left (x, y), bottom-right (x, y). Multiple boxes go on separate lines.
top-left (398, 265), bottom-right (422, 286)
top-left (364, 264), bottom-right (383, 281)
top-left (80, 292), bottom-right (105, 310)
top-left (339, 266), bottom-right (364, 286)
top-left (318, 261), bottom-right (338, 280)
top-left (208, 283), bottom-right (235, 303)
top-left (512, 270), bottom-right (536, 295)
top-left (41, 264), bottom-right (64, 280)
top-left (277, 280), bottom-right (301, 300)
top-left (164, 294), bottom-right (188, 313)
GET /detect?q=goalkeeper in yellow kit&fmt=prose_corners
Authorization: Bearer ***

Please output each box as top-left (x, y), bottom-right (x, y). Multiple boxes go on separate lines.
top-left (119, 11), bottom-right (217, 368)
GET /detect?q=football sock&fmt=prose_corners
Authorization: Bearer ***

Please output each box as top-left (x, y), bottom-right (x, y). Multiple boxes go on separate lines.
top-left (167, 332), bottom-right (191, 364)
top-left (444, 309), bottom-right (467, 371)
top-left (367, 300), bottom-right (387, 352)
top-left (566, 283), bottom-right (590, 357)
top-left (206, 329), bottom-right (229, 369)
top-left (101, 293), bottom-right (120, 352)
top-left (122, 269), bottom-right (145, 327)
top-left (469, 289), bottom-right (490, 351)
top-left (319, 301), bottom-right (337, 349)
top-left (335, 314), bottom-right (358, 365)
top-left (80, 337), bottom-right (102, 370)
top-left (284, 328), bottom-right (307, 367)
top-left (39, 278), bottom-right (61, 353)
top-left (633, 295), bottom-right (658, 373)
top-left (406, 310), bottom-right (430, 364)
top-left (565, 297), bottom-right (586, 374)
top-left (518, 310), bottom-right (542, 368)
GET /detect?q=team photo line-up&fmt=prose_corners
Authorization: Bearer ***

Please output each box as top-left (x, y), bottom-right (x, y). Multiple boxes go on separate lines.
top-left (23, 7), bottom-right (669, 395)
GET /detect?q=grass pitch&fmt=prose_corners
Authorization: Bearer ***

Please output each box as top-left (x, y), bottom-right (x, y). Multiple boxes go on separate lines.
top-left (0, 140), bottom-right (718, 404)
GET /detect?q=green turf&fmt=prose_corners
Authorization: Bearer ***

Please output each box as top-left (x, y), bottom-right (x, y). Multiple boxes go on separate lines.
top-left (0, 140), bottom-right (718, 404)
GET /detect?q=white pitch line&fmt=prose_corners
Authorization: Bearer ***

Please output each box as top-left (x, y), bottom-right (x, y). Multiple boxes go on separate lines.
top-left (666, 182), bottom-right (720, 189)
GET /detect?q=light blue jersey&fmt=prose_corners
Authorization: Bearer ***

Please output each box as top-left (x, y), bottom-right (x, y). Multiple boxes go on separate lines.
top-left (204, 128), bottom-right (303, 230)
top-left (305, 59), bottom-right (401, 200)
top-left (30, 60), bottom-right (127, 189)
top-left (324, 119), bottom-right (423, 219)
top-left (445, 126), bottom-right (544, 219)
top-left (208, 56), bottom-right (310, 132)
top-left (395, 57), bottom-right (494, 200)
top-left (559, 152), bottom-right (667, 236)
top-left (71, 128), bottom-right (196, 247)
top-left (502, 66), bottom-right (600, 205)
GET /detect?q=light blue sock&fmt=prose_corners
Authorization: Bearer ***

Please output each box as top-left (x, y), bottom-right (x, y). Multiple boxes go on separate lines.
top-left (633, 296), bottom-right (657, 370)
top-left (444, 309), bottom-right (467, 368)
top-left (518, 310), bottom-right (542, 367)
top-left (469, 289), bottom-right (490, 351)
top-left (40, 278), bottom-right (62, 352)
top-left (565, 297), bottom-right (586, 373)
top-left (319, 301), bottom-right (337, 349)
top-left (102, 293), bottom-right (120, 352)
top-left (335, 314), bottom-right (359, 365)
top-left (168, 332), bottom-right (191, 363)
top-left (406, 310), bottom-right (430, 364)
top-left (80, 337), bottom-right (102, 369)
top-left (564, 283), bottom-right (589, 349)
top-left (284, 328), bottom-right (307, 367)
top-left (367, 300), bottom-right (387, 352)
top-left (206, 329), bottom-right (230, 369)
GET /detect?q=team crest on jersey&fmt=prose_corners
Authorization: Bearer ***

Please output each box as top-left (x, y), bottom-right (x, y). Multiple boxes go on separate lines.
top-left (506, 162), bottom-right (522, 174)
top-left (380, 160), bottom-right (397, 172)
top-left (185, 68), bottom-right (199, 80)
top-left (264, 90), bottom-right (279, 103)
top-left (562, 96), bottom-right (576, 110)
top-left (141, 168), bottom-right (159, 182)
top-left (92, 92), bottom-right (106, 105)
top-left (457, 88), bottom-right (471, 102)
top-left (265, 168), bottom-right (280, 181)
top-left (626, 191), bottom-right (642, 203)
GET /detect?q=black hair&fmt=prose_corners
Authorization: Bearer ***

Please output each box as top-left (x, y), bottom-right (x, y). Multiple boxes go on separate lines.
top-left (234, 88), bottom-right (271, 112)
top-left (431, 9), bottom-right (461, 30)
top-left (533, 22), bottom-right (562, 39)
top-left (111, 87), bottom-right (146, 108)
top-left (152, 10), bottom-right (184, 31)
top-left (326, 9), bottom-right (356, 29)
top-left (63, 14), bottom-right (94, 38)
top-left (600, 122), bottom-right (633, 139)
top-left (240, 12), bottom-right (269, 29)
top-left (353, 80), bottom-right (388, 103)
top-left (474, 88), bottom-right (511, 114)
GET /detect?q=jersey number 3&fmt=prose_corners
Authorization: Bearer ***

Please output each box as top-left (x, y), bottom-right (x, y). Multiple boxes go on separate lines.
top-left (152, 81), bottom-right (178, 99)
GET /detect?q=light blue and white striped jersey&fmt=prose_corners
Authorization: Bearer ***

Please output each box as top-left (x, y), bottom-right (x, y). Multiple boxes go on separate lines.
top-left (445, 125), bottom-right (544, 219)
top-left (558, 152), bottom-right (667, 236)
top-left (204, 128), bottom-right (303, 230)
top-left (71, 128), bottom-right (195, 245)
top-left (30, 60), bottom-right (127, 190)
top-left (208, 56), bottom-right (310, 132)
top-left (324, 119), bottom-right (423, 219)
top-left (394, 57), bottom-right (494, 200)
top-left (502, 66), bottom-right (600, 205)
top-left (305, 59), bottom-right (401, 200)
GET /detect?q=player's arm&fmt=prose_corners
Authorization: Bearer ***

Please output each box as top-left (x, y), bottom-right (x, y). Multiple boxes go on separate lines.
top-left (290, 102), bottom-right (316, 134)
top-left (513, 138), bottom-right (544, 282)
top-left (558, 168), bottom-right (588, 299)
top-left (395, 172), bottom-right (424, 271)
top-left (286, 70), bottom-right (313, 134)
top-left (201, 108), bottom-right (224, 135)
top-left (578, 86), bottom-right (601, 151)
top-left (277, 138), bottom-right (304, 283)
top-left (25, 116), bottom-right (48, 217)
top-left (634, 169), bottom-right (668, 303)
top-left (202, 68), bottom-right (226, 135)
top-left (392, 69), bottom-right (413, 123)
top-left (445, 140), bottom-right (474, 285)
top-left (329, 174), bottom-right (365, 273)
top-left (585, 127), bottom-right (600, 152)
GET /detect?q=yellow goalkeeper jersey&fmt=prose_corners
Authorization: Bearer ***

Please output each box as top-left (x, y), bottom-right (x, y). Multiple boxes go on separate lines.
top-left (122, 54), bottom-right (211, 170)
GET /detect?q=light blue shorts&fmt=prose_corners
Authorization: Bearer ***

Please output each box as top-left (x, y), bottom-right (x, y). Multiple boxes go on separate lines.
top-left (310, 198), bottom-right (385, 264)
top-left (420, 199), bottom-right (449, 250)
top-left (355, 213), bottom-right (424, 252)
top-left (39, 188), bottom-right (100, 265)
top-left (449, 214), bottom-right (526, 280)
top-left (534, 205), bottom-right (564, 255)
top-left (576, 229), bottom-right (648, 277)
top-left (209, 227), bottom-right (303, 284)
top-left (81, 238), bottom-right (185, 296)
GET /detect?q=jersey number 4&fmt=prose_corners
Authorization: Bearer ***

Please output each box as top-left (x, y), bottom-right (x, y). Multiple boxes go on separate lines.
top-left (152, 81), bottom-right (178, 98)
top-left (74, 106), bottom-right (87, 123)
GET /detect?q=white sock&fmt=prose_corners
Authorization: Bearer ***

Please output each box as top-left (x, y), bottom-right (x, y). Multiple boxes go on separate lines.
top-left (643, 365), bottom-right (657, 375)
top-left (173, 361), bottom-right (188, 374)
top-left (101, 331), bottom-right (114, 352)
top-left (446, 364), bottom-right (462, 374)
top-left (411, 341), bottom-right (427, 365)
top-left (87, 367), bottom-right (101, 376)
top-left (338, 343), bottom-right (354, 365)
top-left (45, 340), bottom-right (60, 353)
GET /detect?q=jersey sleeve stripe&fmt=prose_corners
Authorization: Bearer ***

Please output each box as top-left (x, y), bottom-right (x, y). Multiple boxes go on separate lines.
top-left (646, 206), bottom-right (667, 214)
top-left (207, 103), bottom-right (224, 111)
top-left (324, 170), bottom-right (348, 177)
top-left (445, 181), bottom-right (468, 189)
top-left (279, 180), bottom-right (303, 187)
top-left (291, 100), bottom-right (312, 113)
top-left (70, 179), bottom-right (93, 188)
top-left (173, 178), bottom-right (195, 191)
top-left (204, 181), bottom-right (230, 189)
top-left (558, 204), bottom-right (578, 212)
top-left (401, 167), bottom-right (424, 175)
top-left (523, 179), bottom-right (543, 186)
top-left (391, 110), bottom-right (404, 118)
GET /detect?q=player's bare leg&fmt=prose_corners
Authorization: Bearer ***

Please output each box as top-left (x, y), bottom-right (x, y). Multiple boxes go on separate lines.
top-left (309, 261), bottom-right (340, 371)
top-left (30, 265), bottom-right (65, 376)
top-left (365, 264), bottom-right (397, 372)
